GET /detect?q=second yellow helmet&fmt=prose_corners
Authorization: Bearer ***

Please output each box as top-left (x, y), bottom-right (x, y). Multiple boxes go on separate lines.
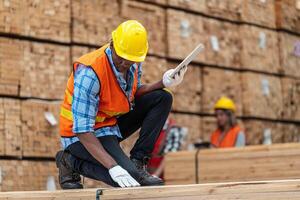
top-left (112, 20), bottom-right (148, 62)
top-left (214, 97), bottom-right (236, 112)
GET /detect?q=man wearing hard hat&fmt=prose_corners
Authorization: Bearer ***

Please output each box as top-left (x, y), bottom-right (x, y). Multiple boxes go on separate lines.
top-left (210, 97), bottom-right (246, 148)
top-left (56, 20), bottom-right (187, 189)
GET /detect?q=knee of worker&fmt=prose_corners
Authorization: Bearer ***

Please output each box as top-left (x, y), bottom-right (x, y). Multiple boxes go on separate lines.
top-left (158, 89), bottom-right (173, 107)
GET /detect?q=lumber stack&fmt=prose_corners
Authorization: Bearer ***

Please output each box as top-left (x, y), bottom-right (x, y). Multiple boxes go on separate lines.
top-left (2, 180), bottom-right (300, 199)
top-left (21, 100), bottom-right (61, 158)
top-left (276, 0), bottom-right (300, 33)
top-left (165, 143), bottom-right (300, 185)
top-left (0, 160), bottom-right (58, 192)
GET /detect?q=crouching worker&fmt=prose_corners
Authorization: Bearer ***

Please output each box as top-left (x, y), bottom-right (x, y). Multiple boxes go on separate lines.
top-left (211, 97), bottom-right (245, 148)
top-left (56, 20), bottom-right (187, 189)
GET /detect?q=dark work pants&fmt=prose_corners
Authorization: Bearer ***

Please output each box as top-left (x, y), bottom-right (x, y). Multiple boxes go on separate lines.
top-left (66, 89), bottom-right (173, 186)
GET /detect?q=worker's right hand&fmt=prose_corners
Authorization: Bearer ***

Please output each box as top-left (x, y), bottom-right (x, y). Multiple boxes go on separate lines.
top-left (108, 165), bottom-right (140, 188)
top-left (162, 67), bottom-right (187, 88)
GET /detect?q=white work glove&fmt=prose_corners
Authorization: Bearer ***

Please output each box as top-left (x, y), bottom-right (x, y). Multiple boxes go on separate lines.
top-left (162, 66), bottom-right (187, 88)
top-left (108, 165), bottom-right (140, 188)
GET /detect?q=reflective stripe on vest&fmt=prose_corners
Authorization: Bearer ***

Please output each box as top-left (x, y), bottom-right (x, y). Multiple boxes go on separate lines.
top-left (60, 107), bottom-right (106, 123)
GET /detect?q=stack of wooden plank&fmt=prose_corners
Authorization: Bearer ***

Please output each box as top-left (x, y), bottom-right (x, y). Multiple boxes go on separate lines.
top-left (0, 98), bottom-right (21, 157)
top-left (202, 67), bottom-right (242, 115)
top-left (0, 160), bottom-right (58, 191)
top-left (165, 143), bottom-right (300, 185)
top-left (2, 180), bottom-right (300, 199)
top-left (241, 72), bottom-right (283, 119)
top-left (0, 0), bottom-right (70, 42)
top-left (21, 100), bottom-right (61, 158)
top-left (281, 78), bottom-right (300, 121)
top-left (20, 42), bottom-right (70, 99)
top-left (276, 0), bottom-right (300, 33)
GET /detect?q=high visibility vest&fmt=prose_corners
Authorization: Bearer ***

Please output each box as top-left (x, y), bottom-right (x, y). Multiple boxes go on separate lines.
top-left (210, 125), bottom-right (242, 148)
top-left (59, 44), bottom-right (139, 137)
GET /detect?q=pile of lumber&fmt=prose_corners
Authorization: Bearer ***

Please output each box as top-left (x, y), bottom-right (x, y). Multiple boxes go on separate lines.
top-left (165, 143), bottom-right (300, 185)
top-left (2, 179), bottom-right (300, 199)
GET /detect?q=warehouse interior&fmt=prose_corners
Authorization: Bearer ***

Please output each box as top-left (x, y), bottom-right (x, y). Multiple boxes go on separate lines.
top-left (0, 0), bottom-right (300, 199)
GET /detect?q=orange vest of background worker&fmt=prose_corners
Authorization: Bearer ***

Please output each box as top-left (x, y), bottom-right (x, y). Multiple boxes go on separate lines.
top-left (60, 44), bottom-right (138, 137)
top-left (210, 97), bottom-right (245, 148)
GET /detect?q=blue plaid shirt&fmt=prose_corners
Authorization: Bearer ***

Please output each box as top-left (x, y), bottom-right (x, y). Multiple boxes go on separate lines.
top-left (61, 47), bottom-right (142, 149)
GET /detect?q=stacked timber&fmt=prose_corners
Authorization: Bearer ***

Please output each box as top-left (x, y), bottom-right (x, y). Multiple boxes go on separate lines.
top-left (142, 56), bottom-right (168, 84)
top-left (276, 0), bottom-right (300, 33)
top-left (165, 143), bottom-right (300, 185)
top-left (278, 32), bottom-right (300, 78)
top-left (71, 0), bottom-right (121, 45)
top-left (240, 25), bottom-right (281, 73)
top-left (20, 42), bottom-right (70, 99)
top-left (0, 160), bottom-right (58, 191)
top-left (0, 98), bottom-right (21, 157)
top-left (241, 72), bottom-right (283, 119)
top-left (281, 77), bottom-right (300, 121)
top-left (241, 0), bottom-right (276, 28)
top-left (21, 100), bottom-right (61, 158)
top-left (0, 38), bottom-right (22, 96)
top-left (0, 0), bottom-right (70, 42)
top-left (202, 67), bottom-right (242, 115)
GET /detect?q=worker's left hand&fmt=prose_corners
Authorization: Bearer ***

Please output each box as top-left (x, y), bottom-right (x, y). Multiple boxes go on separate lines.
top-left (162, 66), bottom-right (187, 88)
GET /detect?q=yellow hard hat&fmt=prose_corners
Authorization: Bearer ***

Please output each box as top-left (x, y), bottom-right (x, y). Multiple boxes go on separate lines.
top-left (112, 20), bottom-right (148, 62)
top-left (214, 97), bottom-right (236, 112)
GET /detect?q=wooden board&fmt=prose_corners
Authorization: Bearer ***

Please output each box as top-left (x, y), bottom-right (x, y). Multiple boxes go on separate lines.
top-left (275, 0), bottom-right (300, 34)
top-left (240, 25), bottom-right (281, 73)
top-left (167, 9), bottom-right (240, 68)
top-left (0, 98), bottom-right (21, 157)
top-left (164, 150), bottom-right (197, 185)
top-left (278, 32), bottom-right (300, 78)
top-left (169, 113), bottom-right (201, 150)
top-left (167, 0), bottom-right (206, 13)
top-left (0, 0), bottom-right (71, 42)
top-left (281, 77), bottom-right (300, 121)
top-left (21, 100), bottom-right (61, 158)
top-left (71, 46), bottom-right (97, 65)
top-left (0, 38), bottom-right (22, 96)
top-left (202, 67), bottom-right (242, 115)
top-left (0, 160), bottom-right (58, 192)
top-left (2, 179), bottom-right (300, 199)
top-left (241, 72), bottom-right (283, 119)
top-left (121, 0), bottom-right (166, 57)
top-left (198, 143), bottom-right (300, 183)
top-left (20, 41), bottom-right (70, 99)
top-left (241, 0), bottom-right (276, 28)
top-left (243, 119), bottom-right (283, 145)
top-left (71, 0), bottom-right (122, 45)
top-left (281, 123), bottom-right (300, 143)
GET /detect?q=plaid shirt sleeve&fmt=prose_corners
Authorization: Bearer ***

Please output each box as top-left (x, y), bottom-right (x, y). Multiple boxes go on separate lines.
top-left (137, 63), bottom-right (143, 88)
top-left (72, 65), bottom-right (100, 134)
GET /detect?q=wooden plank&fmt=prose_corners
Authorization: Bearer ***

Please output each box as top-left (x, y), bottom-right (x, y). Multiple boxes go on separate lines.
top-left (2, 179), bottom-right (300, 199)
top-left (202, 67), bottom-right (242, 115)
top-left (241, 72), bottom-right (283, 119)
top-left (275, 0), bottom-right (300, 34)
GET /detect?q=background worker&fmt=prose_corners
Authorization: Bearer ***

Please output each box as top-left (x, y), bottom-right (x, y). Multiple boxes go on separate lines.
top-left (210, 97), bottom-right (245, 148)
top-left (56, 20), bottom-right (188, 189)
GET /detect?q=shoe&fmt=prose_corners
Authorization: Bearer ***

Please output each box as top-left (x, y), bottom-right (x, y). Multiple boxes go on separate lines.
top-left (131, 157), bottom-right (164, 186)
top-left (55, 150), bottom-right (83, 189)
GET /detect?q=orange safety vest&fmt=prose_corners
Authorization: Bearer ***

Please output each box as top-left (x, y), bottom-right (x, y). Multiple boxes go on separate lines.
top-left (59, 44), bottom-right (139, 137)
top-left (210, 125), bottom-right (242, 148)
